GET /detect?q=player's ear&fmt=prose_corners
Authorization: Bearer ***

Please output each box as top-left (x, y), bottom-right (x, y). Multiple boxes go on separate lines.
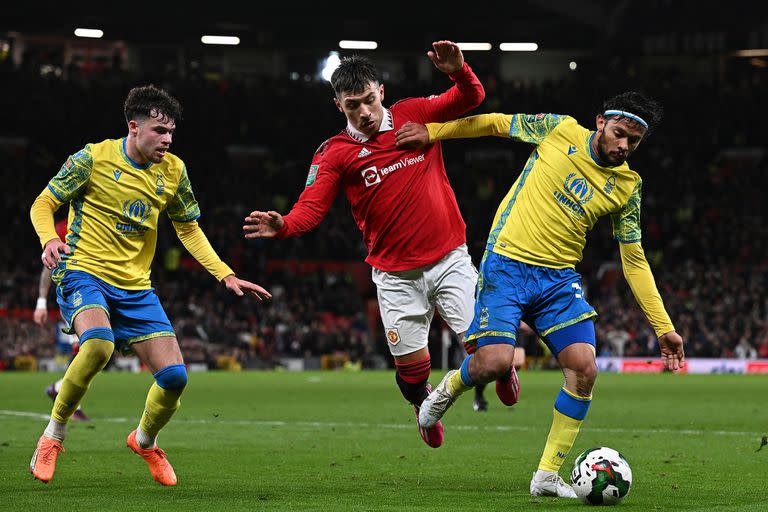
top-left (595, 114), bottom-right (605, 132)
top-left (333, 97), bottom-right (343, 113)
top-left (128, 119), bottom-right (139, 135)
top-left (379, 84), bottom-right (385, 103)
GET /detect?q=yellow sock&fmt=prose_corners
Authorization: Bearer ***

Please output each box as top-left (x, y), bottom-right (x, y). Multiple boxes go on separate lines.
top-left (139, 382), bottom-right (182, 437)
top-left (51, 339), bottom-right (114, 423)
top-left (538, 388), bottom-right (592, 472)
top-left (447, 370), bottom-right (471, 396)
top-left (538, 410), bottom-right (582, 471)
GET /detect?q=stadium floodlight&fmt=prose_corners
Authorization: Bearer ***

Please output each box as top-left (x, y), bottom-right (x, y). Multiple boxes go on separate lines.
top-left (499, 42), bottom-right (539, 52)
top-left (733, 48), bottom-right (768, 57)
top-left (321, 51), bottom-right (341, 82)
top-left (339, 40), bottom-right (378, 50)
top-left (74, 28), bottom-right (103, 39)
top-left (456, 42), bottom-right (492, 51)
top-left (201, 35), bottom-right (240, 46)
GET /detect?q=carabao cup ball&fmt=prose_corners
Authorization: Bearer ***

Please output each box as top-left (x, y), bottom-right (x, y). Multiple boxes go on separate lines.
top-left (570, 447), bottom-right (632, 505)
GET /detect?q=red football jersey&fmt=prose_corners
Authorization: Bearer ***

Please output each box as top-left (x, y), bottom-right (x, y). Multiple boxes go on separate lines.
top-left (276, 63), bottom-right (485, 272)
top-left (55, 218), bottom-right (68, 243)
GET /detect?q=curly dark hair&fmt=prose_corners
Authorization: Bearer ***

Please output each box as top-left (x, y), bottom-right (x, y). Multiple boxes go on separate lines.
top-left (330, 55), bottom-right (380, 97)
top-left (123, 85), bottom-right (183, 124)
top-left (602, 91), bottom-right (663, 135)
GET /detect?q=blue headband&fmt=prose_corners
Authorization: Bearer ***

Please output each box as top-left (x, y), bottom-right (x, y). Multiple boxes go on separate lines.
top-left (603, 110), bottom-right (648, 128)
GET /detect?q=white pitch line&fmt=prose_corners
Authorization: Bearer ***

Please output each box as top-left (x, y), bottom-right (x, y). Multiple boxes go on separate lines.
top-left (0, 409), bottom-right (760, 437)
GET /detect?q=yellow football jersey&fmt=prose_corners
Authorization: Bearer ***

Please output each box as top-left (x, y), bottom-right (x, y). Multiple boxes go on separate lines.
top-left (427, 113), bottom-right (675, 336)
top-left (47, 138), bottom-right (200, 289)
top-left (484, 114), bottom-right (642, 269)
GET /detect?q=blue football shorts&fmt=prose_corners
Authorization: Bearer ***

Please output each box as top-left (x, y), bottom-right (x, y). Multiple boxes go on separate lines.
top-left (56, 270), bottom-right (175, 355)
top-left (464, 250), bottom-right (596, 356)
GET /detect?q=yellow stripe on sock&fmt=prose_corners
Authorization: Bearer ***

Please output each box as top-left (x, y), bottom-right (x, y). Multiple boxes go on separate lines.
top-left (561, 387), bottom-right (592, 401)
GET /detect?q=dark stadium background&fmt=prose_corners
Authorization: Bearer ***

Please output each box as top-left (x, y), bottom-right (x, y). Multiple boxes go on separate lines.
top-left (1, 1), bottom-right (767, 372)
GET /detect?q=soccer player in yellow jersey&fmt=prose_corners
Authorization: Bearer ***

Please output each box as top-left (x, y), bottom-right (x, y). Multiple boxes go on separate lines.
top-left (395, 92), bottom-right (685, 498)
top-left (28, 85), bottom-right (271, 486)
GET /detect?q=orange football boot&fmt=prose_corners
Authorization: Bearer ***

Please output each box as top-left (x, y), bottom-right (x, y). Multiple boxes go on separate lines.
top-left (126, 430), bottom-right (177, 486)
top-left (30, 435), bottom-right (65, 483)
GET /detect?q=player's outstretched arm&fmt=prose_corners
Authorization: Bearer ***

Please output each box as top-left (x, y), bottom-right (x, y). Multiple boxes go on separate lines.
top-left (428, 40), bottom-right (464, 75)
top-left (395, 114), bottom-right (513, 149)
top-left (243, 210), bottom-right (284, 238)
top-left (618, 241), bottom-right (684, 371)
top-left (222, 275), bottom-right (272, 301)
top-left (658, 331), bottom-right (685, 371)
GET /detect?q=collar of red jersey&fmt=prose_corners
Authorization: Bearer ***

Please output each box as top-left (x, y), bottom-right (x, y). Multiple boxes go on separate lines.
top-left (346, 108), bottom-right (393, 142)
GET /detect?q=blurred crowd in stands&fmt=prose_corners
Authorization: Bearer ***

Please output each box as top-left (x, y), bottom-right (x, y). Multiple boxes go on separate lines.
top-left (1, 47), bottom-right (766, 371)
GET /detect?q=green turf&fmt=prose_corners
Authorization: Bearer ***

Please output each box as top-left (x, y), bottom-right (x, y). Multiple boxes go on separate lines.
top-left (1, 370), bottom-right (766, 511)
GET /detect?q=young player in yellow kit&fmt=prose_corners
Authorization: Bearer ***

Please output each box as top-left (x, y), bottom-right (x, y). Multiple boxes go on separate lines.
top-left (29, 85), bottom-right (271, 486)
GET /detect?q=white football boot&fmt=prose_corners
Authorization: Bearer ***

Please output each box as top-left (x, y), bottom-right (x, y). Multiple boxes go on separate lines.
top-left (530, 470), bottom-right (578, 498)
top-left (418, 370), bottom-right (458, 428)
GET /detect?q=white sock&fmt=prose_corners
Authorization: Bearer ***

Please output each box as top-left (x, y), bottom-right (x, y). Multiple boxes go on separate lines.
top-left (135, 427), bottom-right (157, 449)
top-left (44, 418), bottom-right (67, 442)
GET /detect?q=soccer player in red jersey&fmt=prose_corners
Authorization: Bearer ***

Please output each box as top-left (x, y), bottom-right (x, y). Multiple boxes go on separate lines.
top-left (244, 41), bottom-right (518, 447)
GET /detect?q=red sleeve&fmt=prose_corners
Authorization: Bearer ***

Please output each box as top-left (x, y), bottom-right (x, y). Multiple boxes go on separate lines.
top-left (275, 152), bottom-right (343, 239)
top-left (395, 62), bottom-right (485, 123)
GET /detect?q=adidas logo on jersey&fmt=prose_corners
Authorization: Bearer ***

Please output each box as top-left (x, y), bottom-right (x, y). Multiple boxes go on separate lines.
top-left (357, 147), bottom-right (372, 159)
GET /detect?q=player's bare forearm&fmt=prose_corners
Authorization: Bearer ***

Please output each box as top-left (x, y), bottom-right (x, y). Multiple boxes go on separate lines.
top-left (38, 266), bottom-right (53, 298)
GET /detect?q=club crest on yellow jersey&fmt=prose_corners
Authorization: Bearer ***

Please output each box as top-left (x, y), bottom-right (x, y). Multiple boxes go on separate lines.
top-left (155, 174), bottom-right (165, 195)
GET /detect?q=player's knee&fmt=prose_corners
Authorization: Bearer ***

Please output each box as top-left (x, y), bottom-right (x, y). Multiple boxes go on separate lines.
top-left (568, 361), bottom-right (597, 395)
top-left (79, 327), bottom-right (115, 365)
top-left (473, 352), bottom-right (514, 382)
top-left (154, 363), bottom-right (188, 390)
top-left (576, 359), bottom-right (598, 383)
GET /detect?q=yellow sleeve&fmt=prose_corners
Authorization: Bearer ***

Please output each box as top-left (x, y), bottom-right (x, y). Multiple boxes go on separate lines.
top-left (427, 113), bottom-right (513, 143)
top-left (172, 220), bottom-right (234, 282)
top-left (619, 242), bottom-right (675, 338)
top-left (30, 188), bottom-right (63, 248)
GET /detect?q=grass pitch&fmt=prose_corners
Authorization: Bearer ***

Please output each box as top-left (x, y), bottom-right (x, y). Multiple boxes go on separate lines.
top-left (1, 370), bottom-right (765, 511)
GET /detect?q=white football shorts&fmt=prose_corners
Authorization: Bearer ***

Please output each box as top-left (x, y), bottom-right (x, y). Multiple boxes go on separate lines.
top-left (371, 244), bottom-right (478, 357)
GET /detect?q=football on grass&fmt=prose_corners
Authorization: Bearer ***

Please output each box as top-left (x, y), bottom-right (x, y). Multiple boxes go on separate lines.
top-left (570, 447), bottom-right (632, 505)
